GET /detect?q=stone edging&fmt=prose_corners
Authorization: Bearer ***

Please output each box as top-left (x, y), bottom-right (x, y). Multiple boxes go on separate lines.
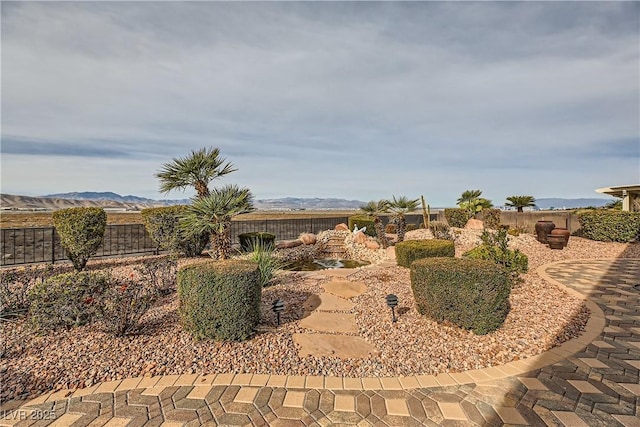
top-left (19, 259), bottom-right (607, 408)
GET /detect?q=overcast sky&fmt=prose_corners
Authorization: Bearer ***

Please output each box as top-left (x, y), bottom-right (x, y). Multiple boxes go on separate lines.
top-left (1, 1), bottom-right (638, 206)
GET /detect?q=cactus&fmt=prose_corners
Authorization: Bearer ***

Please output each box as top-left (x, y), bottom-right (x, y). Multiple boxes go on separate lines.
top-left (421, 195), bottom-right (430, 229)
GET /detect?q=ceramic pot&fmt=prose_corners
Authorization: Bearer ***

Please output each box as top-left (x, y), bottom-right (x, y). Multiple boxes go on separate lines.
top-left (547, 235), bottom-right (565, 250)
top-left (550, 228), bottom-right (570, 247)
top-left (535, 220), bottom-right (556, 243)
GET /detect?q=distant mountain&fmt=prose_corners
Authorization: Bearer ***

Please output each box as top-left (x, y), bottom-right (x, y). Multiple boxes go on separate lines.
top-left (254, 197), bottom-right (365, 210)
top-left (534, 198), bottom-right (613, 210)
top-left (42, 192), bottom-right (188, 205)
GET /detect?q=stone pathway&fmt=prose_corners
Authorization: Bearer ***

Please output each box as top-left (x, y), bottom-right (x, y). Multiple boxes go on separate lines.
top-left (1, 259), bottom-right (638, 426)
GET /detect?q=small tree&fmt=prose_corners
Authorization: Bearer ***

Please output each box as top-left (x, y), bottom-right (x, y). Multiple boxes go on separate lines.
top-left (387, 196), bottom-right (419, 242)
top-left (180, 185), bottom-right (254, 260)
top-left (457, 189), bottom-right (492, 218)
top-left (505, 195), bottom-right (536, 212)
top-left (359, 200), bottom-right (390, 248)
top-left (52, 207), bottom-right (106, 271)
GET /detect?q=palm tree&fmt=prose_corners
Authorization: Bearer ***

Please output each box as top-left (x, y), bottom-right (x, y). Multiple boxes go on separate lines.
top-left (456, 190), bottom-right (483, 206)
top-left (457, 189), bottom-right (492, 218)
top-left (180, 185), bottom-right (254, 260)
top-left (156, 147), bottom-right (237, 199)
top-left (387, 196), bottom-right (419, 242)
top-left (505, 196), bottom-right (536, 212)
top-left (359, 200), bottom-right (390, 248)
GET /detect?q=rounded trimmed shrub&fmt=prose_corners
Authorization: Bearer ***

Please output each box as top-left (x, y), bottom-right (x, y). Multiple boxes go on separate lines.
top-left (238, 232), bottom-right (276, 252)
top-left (395, 239), bottom-right (454, 268)
top-left (444, 208), bottom-right (469, 228)
top-left (481, 208), bottom-right (502, 230)
top-left (348, 216), bottom-right (376, 237)
top-left (141, 206), bottom-right (208, 257)
top-left (410, 257), bottom-right (511, 335)
top-left (178, 260), bottom-right (261, 341)
top-left (52, 207), bottom-right (106, 271)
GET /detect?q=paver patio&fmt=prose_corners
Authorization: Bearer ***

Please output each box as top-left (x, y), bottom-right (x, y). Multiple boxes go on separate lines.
top-left (1, 258), bottom-right (638, 426)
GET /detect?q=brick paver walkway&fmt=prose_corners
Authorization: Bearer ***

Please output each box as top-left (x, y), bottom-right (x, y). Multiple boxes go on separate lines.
top-left (2, 259), bottom-right (638, 426)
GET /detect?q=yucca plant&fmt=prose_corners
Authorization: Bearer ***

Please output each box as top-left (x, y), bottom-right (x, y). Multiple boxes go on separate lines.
top-left (156, 147), bottom-right (237, 199)
top-left (505, 195), bottom-right (537, 212)
top-left (179, 185), bottom-right (254, 260)
top-left (359, 200), bottom-right (390, 248)
top-left (387, 196), bottom-right (419, 242)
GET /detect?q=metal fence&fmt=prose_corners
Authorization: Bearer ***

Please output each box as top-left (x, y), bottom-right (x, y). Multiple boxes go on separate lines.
top-left (0, 215), bottom-right (389, 267)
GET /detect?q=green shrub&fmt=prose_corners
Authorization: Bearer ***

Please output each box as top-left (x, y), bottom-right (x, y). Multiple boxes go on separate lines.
top-left (462, 229), bottom-right (528, 284)
top-left (28, 271), bottom-right (110, 331)
top-left (395, 239), bottom-right (455, 268)
top-left (98, 278), bottom-right (157, 336)
top-left (348, 216), bottom-right (376, 236)
top-left (178, 260), bottom-right (261, 341)
top-left (576, 210), bottom-right (640, 242)
top-left (444, 208), bottom-right (468, 228)
top-left (141, 206), bottom-right (208, 257)
top-left (481, 208), bottom-right (501, 230)
top-left (238, 232), bottom-right (276, 252)
top-left (405, 223), bottom-right (418, 232)
top-left (248, 240), bottom-right (284, 287)
top-left (428, 221), bottom-right (452, 240)
top-left (0, 265), bottom-right (55, 319)
top-left (410, 257), bottom-right (511, 335)
top-left (52, 207), bottom-right (106, 271)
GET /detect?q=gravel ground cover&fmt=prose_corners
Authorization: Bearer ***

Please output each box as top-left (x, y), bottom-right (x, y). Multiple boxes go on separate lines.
top-left (1, 233), bottom-right (639, 402)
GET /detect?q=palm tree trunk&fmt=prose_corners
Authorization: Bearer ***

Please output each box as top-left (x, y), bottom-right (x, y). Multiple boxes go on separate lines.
top-left (374, 217), bottom-right (389, 248)
top-left (397, 215), bottom-right (406, 242)
top-left (209, 227), bottom-right (232, 260)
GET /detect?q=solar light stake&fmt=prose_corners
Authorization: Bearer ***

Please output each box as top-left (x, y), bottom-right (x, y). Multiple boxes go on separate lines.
top-left (385, 294), bottom-right (398, 323)
top-left (272, 299), bottom-right (285, 326)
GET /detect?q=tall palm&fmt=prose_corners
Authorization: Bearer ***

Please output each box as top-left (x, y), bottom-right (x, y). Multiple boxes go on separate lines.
top-left (387, 196), bottom-right (419, 242)
top-left (180, 185), bottom-right (254, 260)
top-left (156, 147), bottom-right (237, 199)
top-left (359, 200), bottom-right (390, 248)
top-left (456, 190), bottom-right (483, 206)
top-left (505, 196), bottom-right (536, 212)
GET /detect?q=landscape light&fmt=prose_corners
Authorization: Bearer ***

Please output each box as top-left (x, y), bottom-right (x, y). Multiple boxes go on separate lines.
top-left (385, 294), bottom-right (398, 323)
top-left (272, 299), bottom-right (285, 326)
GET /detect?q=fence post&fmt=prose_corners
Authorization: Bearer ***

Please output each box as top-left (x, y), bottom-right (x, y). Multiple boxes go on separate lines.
top-left (51, 227), bottom-right (55, 264)
top-left (310, 218), bottom-right (313, 233)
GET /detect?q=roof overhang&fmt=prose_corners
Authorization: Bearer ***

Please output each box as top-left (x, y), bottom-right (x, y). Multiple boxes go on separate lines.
top-left (595, 184), bottom-right (640, 198)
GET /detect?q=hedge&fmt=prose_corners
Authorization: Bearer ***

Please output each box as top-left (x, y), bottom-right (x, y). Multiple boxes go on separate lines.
top-left (481, 208), bottom-right (501, 230)
top-left (348, 216), bottom-right (376, 237)
top-left (576, 210), bottom-right (640, 242)
top-left (395, 239), bottom-right (455, 268)
top-left (52, 207), bottom-right (106, 271)
top-left (141, 206), bottom-right (208, 257)
top-left (238, 232), bottom-right (276, 252)
top-left (410, 257), bottom-right (511, 335)
top-left (178, 260), bottom-right (261, 341)
top-left (444, 208), bottom-right (468, 228)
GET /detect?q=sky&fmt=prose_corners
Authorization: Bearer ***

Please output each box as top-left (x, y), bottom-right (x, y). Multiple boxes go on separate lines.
top-left (1, 1), bottom-right (639, 207)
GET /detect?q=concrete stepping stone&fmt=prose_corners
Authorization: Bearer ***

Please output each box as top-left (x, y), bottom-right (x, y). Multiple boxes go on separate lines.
top-left (303, 293), bottom-right (355, 312)
top-left (298, 312), bottom-right (358, 333)
top-left (293, 333), bottom-right (379, 358)
top-left (323, 280), bottom-right (367, 299)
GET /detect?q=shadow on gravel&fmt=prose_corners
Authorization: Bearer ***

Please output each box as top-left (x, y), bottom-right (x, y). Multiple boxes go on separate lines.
top-left (260, 289), bottom-right (314, 327)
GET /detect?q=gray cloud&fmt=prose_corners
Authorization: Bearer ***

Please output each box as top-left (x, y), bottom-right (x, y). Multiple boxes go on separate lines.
top-left (1, 2), bottom-right (638, 205)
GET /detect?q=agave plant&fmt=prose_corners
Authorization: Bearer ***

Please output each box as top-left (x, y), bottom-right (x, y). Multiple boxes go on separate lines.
top-left (387, 196), bottom-right (419, 242)
top-left (179, 185), bottom-right (254, 260)
top-left (505, 195), bottom-right (537, 212)
top-left (359, 200), bottom-right (390, 248)
top-left (156, 147), bottom-right (237, 199)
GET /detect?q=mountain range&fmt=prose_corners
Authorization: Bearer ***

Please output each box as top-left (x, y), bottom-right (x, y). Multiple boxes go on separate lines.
top-left (0, 192), bottom-right (614, 211)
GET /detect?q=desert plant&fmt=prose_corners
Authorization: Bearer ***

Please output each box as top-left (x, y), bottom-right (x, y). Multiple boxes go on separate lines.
top-left (395, 239), bottom-right (455, 268)
top-left (387, 195), bottom-right (419, 243)
top-left (357, 200), bottom-right (390, 246)
top-left (134, 256), bottom-right (178, 296)
top-left (457, 190), bottom-right (493, 219)
top-left (505, 195), bottom-right (537, 212)
top-left (156, 147), bottom-right (237, 199)
top-left (576, 210), bottom-right (640, 242)
top-left (180, 185), bottom-right (255, 260)
top-left (28, 271), bottom-right (110, 331)
top-left (456, 189), bottom-right (483, 205)
top-left (98, 278), bottom-right (157, 336)
top-left (52, 207), bottom-right (107, 271)
top-left (421, 195), bottom-right (430, 229)
top-left (141, 206), bottom-right (208, 257)
top-left (238, 232), bottom-right (276, 252)
top-left (481, 208), bottom-right (502, 230)
top-left (248, 240), bottom-right (284, 287)
top-left (462, 228), bottom-right (528, 284)
top-left (178, 260), bottom-right (261, 341)
top-left (444, 208), bottom-right (468, 228)
top-left (411, 257), bottom-right (511, 335)
top-left (0, 265), bottom-right (55, 319)
top-left (428, 221), bottom-right (452, 240)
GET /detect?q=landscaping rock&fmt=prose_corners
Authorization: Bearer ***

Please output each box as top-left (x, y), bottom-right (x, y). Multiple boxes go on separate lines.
top-left (323, 280), bottom-right (367, 299)
top-left (334, 223), bottom-right (349, 231)
top-left (353, 231), bottom-right (367, 244)
top-left (276, 239), bottom-right (303, 249)
top-left (303, 293), bottom-right (355, 312)
top-left (298, 312), bottom-right (358, 333)
top-left (293, 333), bottom-right (379, 359)
top-left (299, 233), bottom-right (317, 245)
top-left (465, 218), bottom-right (484, 230)
top-left (364, 240), bottom-right (380, 250)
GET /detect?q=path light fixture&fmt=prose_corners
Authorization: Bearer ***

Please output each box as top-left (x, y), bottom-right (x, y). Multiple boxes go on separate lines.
top-left (272, 299), bottom-right (285, 326)
top-left (385, 294), bottom-right (398, 323)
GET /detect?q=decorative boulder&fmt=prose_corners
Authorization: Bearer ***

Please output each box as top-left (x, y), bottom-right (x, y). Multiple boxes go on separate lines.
top-left (464, 219), bottom-right (484, 230)
top-left (276, 239), bottom-right (303, 249)
top-left (354, 231), bottom-right (367, 244)
top-left (386, 246), bottom-right (396, 260)
top-left (335, 223), bottom-right (349, 231)
top-left (365, 240), bottom-right (380, 250)
top-left (299, 233), bottom-right (317, 245)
